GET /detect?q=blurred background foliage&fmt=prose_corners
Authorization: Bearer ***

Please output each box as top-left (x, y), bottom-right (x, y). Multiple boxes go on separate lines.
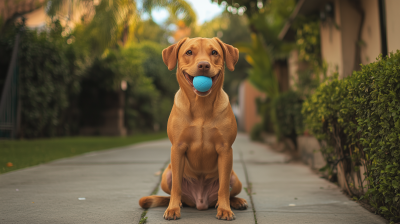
top-left (216, 0), bottom-right (303, 144)
top-left (0, 19), bottom-right (180, 137)
top-left (1, 21), bottom-right (85, 138)
top-left (79, 41), bottom-right (175, 133)
top-left (0, 0), bottom-right (255, 138)
top-left (291, 16), bottom-right (327, 98)
top-left (46, 0), bottom-right (197, 50)
top-left (0, 0), bottom-right (323, 140)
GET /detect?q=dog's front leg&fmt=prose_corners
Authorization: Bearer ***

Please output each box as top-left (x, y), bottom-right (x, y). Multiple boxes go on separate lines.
top-left (216, 146), bottom-right (235, 220)
top-left (163, 145), bottom-right (186, 220)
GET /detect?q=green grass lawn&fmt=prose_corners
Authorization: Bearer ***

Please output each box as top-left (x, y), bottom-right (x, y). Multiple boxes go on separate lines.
top-left (0, 132), bottom-right (168, 174)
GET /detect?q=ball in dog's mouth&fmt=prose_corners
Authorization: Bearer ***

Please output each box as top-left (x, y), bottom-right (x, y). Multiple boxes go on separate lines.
top-left (183, 72), bottom-right (220, 96)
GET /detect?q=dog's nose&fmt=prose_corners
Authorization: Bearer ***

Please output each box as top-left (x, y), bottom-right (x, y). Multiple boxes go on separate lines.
top-left (197, 61), bottom-right (210, 72)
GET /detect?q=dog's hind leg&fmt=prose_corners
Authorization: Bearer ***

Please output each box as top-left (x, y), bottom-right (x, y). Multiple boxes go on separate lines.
top-left (229, 170), bottom-right (248, 210)
top-left (161, 163), bottom-right (197, 208)
top-left (230, 197), bottom-right (248, 210)
top-left (160, 163), bottom-right (172, 195)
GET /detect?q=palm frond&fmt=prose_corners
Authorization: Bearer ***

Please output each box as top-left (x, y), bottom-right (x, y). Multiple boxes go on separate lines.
top-left (46, 0), bottom-right (68, 19)
top-left (237, 33), bottom-right (279, 98)
top-left (45, 0), bottom-right (195, 50)
top-left (142, 0), bottom-right (197, 25)
top-left (90, 0), bottom-right (137, 47)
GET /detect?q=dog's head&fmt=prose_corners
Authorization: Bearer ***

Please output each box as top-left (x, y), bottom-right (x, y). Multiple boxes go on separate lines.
top-left (162, 37), bottom-right (239, 97)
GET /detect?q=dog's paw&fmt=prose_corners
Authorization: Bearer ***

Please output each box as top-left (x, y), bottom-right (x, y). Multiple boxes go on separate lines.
top-left (216, 207), bottom-right (235, 221)
top-left (163, 206), bottom-right (181, 220)
top-left (230, 197), bottom-right (248, 210)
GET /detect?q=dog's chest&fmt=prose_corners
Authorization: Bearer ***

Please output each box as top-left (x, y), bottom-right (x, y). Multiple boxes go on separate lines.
top-left (181, 123), bottom-right (226, 171)
top-left (185, 140), bottom-right (218, 172)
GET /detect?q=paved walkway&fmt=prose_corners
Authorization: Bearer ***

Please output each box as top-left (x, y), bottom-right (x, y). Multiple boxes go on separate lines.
top-left (0, 134), bottom-right (387, 223)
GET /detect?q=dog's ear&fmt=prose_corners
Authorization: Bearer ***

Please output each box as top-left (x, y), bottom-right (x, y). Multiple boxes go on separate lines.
top-left (214, 38), bottom-right (239, 71)
top-left (162, 37), bottom-right (188, 71)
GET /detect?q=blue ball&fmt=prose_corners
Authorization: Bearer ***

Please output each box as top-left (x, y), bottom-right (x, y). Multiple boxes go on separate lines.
top-left (193, 76), bottom-right (212, 92)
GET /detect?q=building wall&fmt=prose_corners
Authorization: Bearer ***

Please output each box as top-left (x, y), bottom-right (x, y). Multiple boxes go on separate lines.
top-left (2, 0), bottom-right (94, 29)
top-left (0, 0), bottom-right (45, 23)
top-left (339, 0), bottom-right (362, 78)
top-left (360, 0), bottom-right (382, 64)
top-left (23, 7), bottom-right (47, 28)
top-left (320, 0), bottom-right (343, 77)
top-left (320, 0), bottom-right (382, 79)
top-left (238, 80), bottom-right (265, 133)
top-left (385, 0), bottom-right (400, 53)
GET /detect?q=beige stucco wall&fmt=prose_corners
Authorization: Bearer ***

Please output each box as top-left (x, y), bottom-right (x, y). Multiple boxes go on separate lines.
top-left (23, 7), bottom-right (47, 28)
top-left (0, 0), bottom-right (45, 23)
top-left (385, 0), bottom-right (400, 53)
top-left (238, 80), bottom-right (265, 133)
top-left (3, 0), bottom-right (93, 29)
top-left (297, 136), bottom-right (326, 170)
top-left (339, 0), bottom-right (362, 78)
top-left (360, 0), bottom-right (382, 64)
top-left (320, 0), bottom-right (343, 78)
top-left (320, 0), bottom-right (383, 79)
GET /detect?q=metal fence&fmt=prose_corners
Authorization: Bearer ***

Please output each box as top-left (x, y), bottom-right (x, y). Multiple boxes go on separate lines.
top-left (0, 32), bottom-right (20, 139)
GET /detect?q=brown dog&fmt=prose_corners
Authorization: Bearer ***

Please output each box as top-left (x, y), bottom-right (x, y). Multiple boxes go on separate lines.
top-left (139, 37), bottom-right (247, 221)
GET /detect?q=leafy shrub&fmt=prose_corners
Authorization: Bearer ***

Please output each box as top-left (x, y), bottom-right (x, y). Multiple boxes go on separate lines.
top-left (302, 51), bottom-right (400, 222)
top-left (344, 52), bottom-right (400, 221)
top-left (0, 21), bottom-right (85, 138)
top-left (272, 91), bottom-right (304, 143)
top-left (293, 16), bottom-right (328, 98)
top-left (1, 21), bottom-right (176, 137)
top-left (80, 42), bottom-right (176, 133)
top-left (295, 18), bottom-right (321, 66)
top-left (255, 91), bottom-right (304, 147)
top-left (255, 97), bottom-right (274, 133)
top-left (138, 42), bottom-right (178, 130)
top-left (302, 74), bottom-right (350, 181)
top-left (250, 123), bottom-right (263, 141)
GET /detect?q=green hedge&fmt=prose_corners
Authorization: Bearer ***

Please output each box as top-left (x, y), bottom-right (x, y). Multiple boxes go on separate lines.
top-left (250, 123), bottom-right (263, 141)
top-left (0, 21), bottom-right (85, 138)
top-left (272, 91), bottom-right (304, 142)
top-left (302, 74), bottom-right (347, 181)
top-left (302, 51), bottom-right (400, 222)
top-left (0, 21), bottom-right (178, 137)
top-left (252, 91), bottom-right (304, 146)
top-left (80, 42), bottom-right (176, 133)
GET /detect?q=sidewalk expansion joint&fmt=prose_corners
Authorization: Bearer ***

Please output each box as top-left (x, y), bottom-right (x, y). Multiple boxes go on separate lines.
top-left (256, 210), bottom-right (363, 214)
top-left (244, 160), bottom-right (287, 165)
top-left (49, 161), bottom-right (164, 165)
top-left (239, 151), bottom-right (258, 224)
top-left (138, 159), bottom-right (170, 224)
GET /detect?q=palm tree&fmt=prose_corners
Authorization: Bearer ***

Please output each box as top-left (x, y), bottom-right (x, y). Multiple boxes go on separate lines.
top-left (46, 0), bottom-right (196, 49)
top-left (236, 33), bottom-right (279, 99)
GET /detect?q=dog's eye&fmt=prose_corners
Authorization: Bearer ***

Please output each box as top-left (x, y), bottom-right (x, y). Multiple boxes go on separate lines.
top-left (186, 50), bottom-right (192, 55)
top-left (212, 50), bottom-right (218, 55)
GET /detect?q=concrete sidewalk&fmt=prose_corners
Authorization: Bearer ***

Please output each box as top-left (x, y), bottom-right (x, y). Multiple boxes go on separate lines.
top-left (0, 135), bottom-right (387, 224)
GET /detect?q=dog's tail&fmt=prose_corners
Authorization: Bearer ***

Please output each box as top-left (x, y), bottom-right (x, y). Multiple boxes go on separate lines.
top-left (139, 196), bottom-right (170, 209)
